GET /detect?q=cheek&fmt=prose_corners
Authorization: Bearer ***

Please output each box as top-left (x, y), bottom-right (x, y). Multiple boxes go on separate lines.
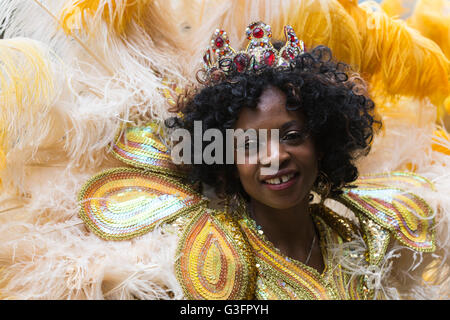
top-left (295, 142), bottom-right (319, 181)
top-left (303, 146), bottom-right (319, 167)
top-left (235, 163), bottom-right (258, 193)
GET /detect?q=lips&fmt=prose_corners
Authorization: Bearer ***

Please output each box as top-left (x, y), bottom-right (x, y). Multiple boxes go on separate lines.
top-left (260, 170), bottom-right (299, 191)
top-left (264, 172), bottom-right (296, 185)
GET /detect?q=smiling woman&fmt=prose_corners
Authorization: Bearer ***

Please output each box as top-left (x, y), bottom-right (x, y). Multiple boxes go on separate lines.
top-left (233, 86), bottom-right (323, 271)
top-left (165, 25), bottom-right (383, 298)
top-left (139, 18), bottom-right (447, 300)
top-left (1, 0), bottom-right (448, 302)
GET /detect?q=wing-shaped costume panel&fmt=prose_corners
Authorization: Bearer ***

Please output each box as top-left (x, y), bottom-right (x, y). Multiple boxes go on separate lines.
top-left (336, 172), bottom-right (436, 257)
top-left (175, 208), bottom-right (257, 300)
top-left (112, 121), bottom-right (186, 177)
top-left (79, 167), bottom-right (204, 240)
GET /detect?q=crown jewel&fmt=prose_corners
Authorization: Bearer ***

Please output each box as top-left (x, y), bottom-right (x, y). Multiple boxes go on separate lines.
top-left (203, 22), bottom-right (305, 75)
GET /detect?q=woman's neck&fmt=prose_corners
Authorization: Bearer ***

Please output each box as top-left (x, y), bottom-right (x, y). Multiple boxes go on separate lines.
top-left (249, 197), bottom-right (324, 271)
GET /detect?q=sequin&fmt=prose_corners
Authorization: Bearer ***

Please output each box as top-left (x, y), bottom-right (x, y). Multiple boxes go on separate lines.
top-left (349, 171), bottom-right (435, 191)
top-left (112, 121), bottom-right (186, 177)
top-left (78, 168), bottom-right (203, 240)
top-left (175, 208), bottom-right (256, 300)
top-left (357, 213), bottom-right (391, 265)
top-left (78, 158), bottom-right (436, 300)
top-left (236, 203), bottom-right (368, 300)
top-left (337, 173), bottom-right (436, 252)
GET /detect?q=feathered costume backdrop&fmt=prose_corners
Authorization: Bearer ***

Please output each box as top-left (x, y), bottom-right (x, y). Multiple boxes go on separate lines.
top-left (0, 0), bottom-right (449, 299)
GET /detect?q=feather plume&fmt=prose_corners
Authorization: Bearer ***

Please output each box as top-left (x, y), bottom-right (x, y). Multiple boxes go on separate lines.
top-left (0, 38), bottom-right (61, 190)
top-left (0, 164), bottom-right (184, 299)
top-left (408, 0), bottom-right (450, 59)
top-left (338, 0), bottom-right (450, 116)
top-left (60, 0), bottom-right (183, 49)
top-left (380, 0), bottom-right (416, 18)
top-left (61, 0), bottom-right (154, 35)
top-left (382, 0), bottom-right (450, 60)
top-left (406, 0), bottom-right (450, 120)
top-left (380, 0), bottom-right (450, 122)
top-left (0, 0), bottom-right (186, 175)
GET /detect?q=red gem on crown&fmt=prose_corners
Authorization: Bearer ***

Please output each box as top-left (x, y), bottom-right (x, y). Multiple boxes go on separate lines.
top-left (263, 50), bottom-right (275, 66)
top-left (233, 54), bottom-right (249, 72)
top-left (215, 37), bottom-right (224, 48)
top-left (253, 28), bottom-right (264, 38)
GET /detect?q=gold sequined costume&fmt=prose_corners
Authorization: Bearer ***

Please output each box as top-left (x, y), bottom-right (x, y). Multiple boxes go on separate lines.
top-left (0, 0), bottom-right (449, 299)
top-left (75, 122), bottom-right (438, 300)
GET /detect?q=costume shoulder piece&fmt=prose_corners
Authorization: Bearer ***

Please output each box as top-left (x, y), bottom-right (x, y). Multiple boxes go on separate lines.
top-left (78, 121), bottom-right (204, 240)
top-left (79, 167), bottom-right (204, 240)
top-left (335, 172), bottom-right (436, 265)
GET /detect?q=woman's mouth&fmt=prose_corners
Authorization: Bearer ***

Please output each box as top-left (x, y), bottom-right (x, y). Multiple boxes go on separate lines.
top-left (261, 172), bottom-right (299, 191)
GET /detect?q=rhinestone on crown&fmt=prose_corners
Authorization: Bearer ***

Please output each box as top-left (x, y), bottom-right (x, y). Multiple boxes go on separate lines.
top-left (203, 21), bottom-right (305, 76)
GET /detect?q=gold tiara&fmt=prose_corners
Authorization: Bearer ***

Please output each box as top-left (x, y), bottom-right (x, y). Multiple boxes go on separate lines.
top-left (203, 21), bottom-right (305, 75)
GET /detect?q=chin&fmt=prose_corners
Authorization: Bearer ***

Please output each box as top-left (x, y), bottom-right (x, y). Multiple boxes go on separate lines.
top-left (264, 202), bottom-right (295, 210)
top-left (254, 193), bottom-right (308, 210)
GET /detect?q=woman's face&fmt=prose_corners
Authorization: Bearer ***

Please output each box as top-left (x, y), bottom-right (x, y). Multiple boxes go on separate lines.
top-left (234, 86), bottom-right (319, 210)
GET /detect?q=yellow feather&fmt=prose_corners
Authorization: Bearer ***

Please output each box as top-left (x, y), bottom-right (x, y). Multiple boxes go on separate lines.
top-left (445, 96), bottom-right (450, 114)
top-left (0, 38), bottom-right (56, 170)
top-left (60, 0), bottom-right (154, 35)
top-left (382, 0), bottom-right (450, 118)
top-left (59, 0), bottom-right (183, 51)
top-left (288, 0), bottom-right (363, 70)
top-left (339, 0), bottom-right (450, 117)
top-left (0, 39), bottom-right (54, 111)
top-left (408, 0), bottom-right (450, 60)
top-left (380, 0), bottom-right (415, 18)
top-left (431, 127), bottom-right (450, 156)
top-left (379, 0), bottom-right (450, 119)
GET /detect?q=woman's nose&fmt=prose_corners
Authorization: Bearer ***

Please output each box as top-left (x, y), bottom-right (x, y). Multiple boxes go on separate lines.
top-left (259, 139), bottom-right (290, 166)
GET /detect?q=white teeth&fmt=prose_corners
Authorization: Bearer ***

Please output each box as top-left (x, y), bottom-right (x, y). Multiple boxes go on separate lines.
top-left (266, 177), bottom-right (281, 185)
top-left (265, 173), bottom-right (295, 185)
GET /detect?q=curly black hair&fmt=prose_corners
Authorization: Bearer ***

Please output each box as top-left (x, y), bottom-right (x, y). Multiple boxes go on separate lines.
top-left (166, 45), bottom-right (380, 198)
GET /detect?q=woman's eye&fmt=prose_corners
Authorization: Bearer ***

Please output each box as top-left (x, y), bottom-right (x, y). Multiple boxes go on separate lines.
top-left (244, 140), bottom-right (258, 150)
top-left (236, 140), bottom-right (258, 151)
top-left (282, 131), bottom-right (306, 143)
